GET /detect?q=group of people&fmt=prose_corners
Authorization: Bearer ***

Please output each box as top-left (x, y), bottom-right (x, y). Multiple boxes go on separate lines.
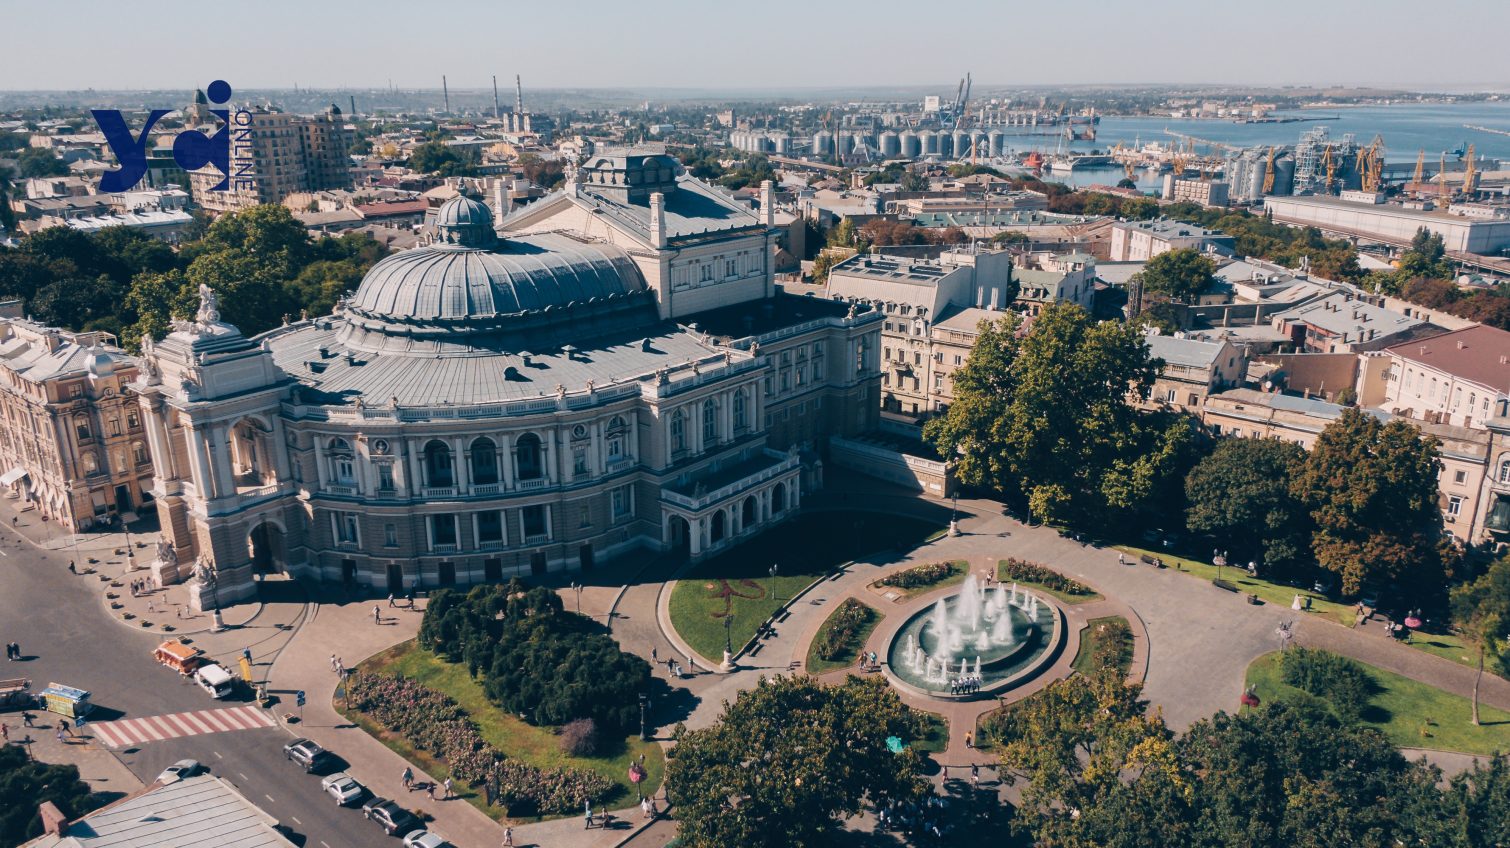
top-left (949, 675), bottom-right (982, 695)
top-left (328, 654), bottom-right (346, 676)
top-left (875, 795), bottom-right (951, 840)
top-left (129, 577), bottom-right (155, 597)
top-left (398, 767), bottom-right (452, 801)
top-left (4, 641), bottom-right (21, 660)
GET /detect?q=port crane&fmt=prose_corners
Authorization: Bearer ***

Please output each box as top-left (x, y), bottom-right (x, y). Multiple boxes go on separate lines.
top-left (1411, 149), bottom-right (1425, 190)
top-left (1463, 144), bottom-right (1478, 194)
top-left (1358, 135), bottom-right (1385, 193)
top-left (1262, 146), bottom-right (1277, 194)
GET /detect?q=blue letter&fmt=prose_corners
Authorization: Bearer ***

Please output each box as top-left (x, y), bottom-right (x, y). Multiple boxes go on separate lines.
top-left (93, 109), bottom-right (168, 192)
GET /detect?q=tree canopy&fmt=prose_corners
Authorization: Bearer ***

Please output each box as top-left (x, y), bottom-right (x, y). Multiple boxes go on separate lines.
top-left (14, 147), bottom-right (68, 178)
top-left (407, 141), bottom-right (478, 177)
top-left (1450, 555), bottom-right (1510, 724)
top-left (666, 675), bottom-right (930, 848)
top-left (1132, 248), bottom-right (1217, 305)
top-left (1185, 438), bottom-right (1312, 574)
top-left (0, 745), bottom-right (104, 846)
top-left (1289, 408), bottom-right (1446, 599)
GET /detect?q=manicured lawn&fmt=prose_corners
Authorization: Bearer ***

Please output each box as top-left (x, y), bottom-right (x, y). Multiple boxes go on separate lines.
top-left (913, 711), bottom-right (950, 754)
top-left (869, 560), bottom-right (969, 601)
top-left (344, 641), bottom-right (663, 821)
top-left (1245, 650), bottom-right (1510, 756)
top-left (1071, 616), bottom-right (1133, 677)
top-left (1116, 545), bottom-right (1490, 673)
top-left (669, 511), bottom-right (944, 661)
top-left (995, 561), bottom-right (1102, 604)
top-left (805, 601), bottom-right (883, 674)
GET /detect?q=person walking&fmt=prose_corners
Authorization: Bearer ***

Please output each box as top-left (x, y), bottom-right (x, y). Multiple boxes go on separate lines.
top-left (442, 778), bottom-right (452, 800)
top-left (59, 719), bottom-right (70, 737)
top-left (22, 711), bottom-right (34, 728)
top-left (387, 593), bottom-right (395, 608)
top-left (651, 646), bottom-right (658, 663)
top-left (964, 731), bottom-right (973, 750)
top-left (330, 654), bottom-right (338, 672)
top-left (401, 767), bottom-right (413, 790)
top-left (502, 827), bottom-right (514, 847)
top-left (425, 782), bottom-right (436, 801)
top-left (641, 797), bottom-right (652, 819)
top-left (2, 722), bottom-right (9, 742)
top-left (373, 605), bottom-right (382, 624)
top-left (67, 561), bottom-right (76, 574)
top-left (57, 726), bottom-right (66, 744)
top-left (971, 763), bottom-right (981, 789)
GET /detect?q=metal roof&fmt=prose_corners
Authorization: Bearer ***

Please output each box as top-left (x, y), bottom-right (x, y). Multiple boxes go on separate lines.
top-left (23, 775), bottom-right (294, 848)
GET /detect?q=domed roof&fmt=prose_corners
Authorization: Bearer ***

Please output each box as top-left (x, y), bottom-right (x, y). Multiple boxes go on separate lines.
top-left (345, 231), bottom-right (648, 326)
top-left (432, 194), bottom-right (497, 248)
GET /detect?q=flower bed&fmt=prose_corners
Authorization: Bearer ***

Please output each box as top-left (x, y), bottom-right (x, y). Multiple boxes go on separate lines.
top-left (999, 558), bottom-right (1093, 597)
top-left (814, 599), bottom-right (877, 662)
top-left (877, 561), bottom-right (958, 590)
top-left (345, 672), bottom-right (611, 815)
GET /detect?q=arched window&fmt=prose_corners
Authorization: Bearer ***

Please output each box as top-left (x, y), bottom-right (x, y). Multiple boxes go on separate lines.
top-left (470, 437), bottom-right (498, 485)
top-left (670, 410), bottom-right (687, 453)
top-left (328, 438), bottom-right (354, 484)
top-left (1500, 457), bottom-right (1510, 484)
top-left (606, 416), bottom-right (627, 462)
top-left (515, 433), bottom-right (543, 480)
top-left (702, 400), bottom-right (717, 443)
top-left (424, 440), bottom-right (454, 487)
top-left (74, 415), bottom-right (92, 441)
top-left (733, 391), bottom-right (747, 431)
top-left (81, 452), bottom-right (97, 474)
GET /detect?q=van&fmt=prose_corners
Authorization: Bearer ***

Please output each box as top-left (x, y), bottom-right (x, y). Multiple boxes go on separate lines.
top-left (194, 663), bottom-right (236, 699)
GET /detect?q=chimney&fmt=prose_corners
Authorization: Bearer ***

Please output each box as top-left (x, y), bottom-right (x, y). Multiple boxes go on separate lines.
top-left (491, 178), bottom-right (509, 220)
top-left (39, 802), bottom-right (68, 836)
top-left (759, 179), bottom-right (775, 227)
top-left (649, 192), bottom-right (666, 249)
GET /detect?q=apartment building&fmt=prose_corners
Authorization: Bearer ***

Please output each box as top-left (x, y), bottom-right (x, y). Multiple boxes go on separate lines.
top-left (189, 105), bottom-right (353, 213)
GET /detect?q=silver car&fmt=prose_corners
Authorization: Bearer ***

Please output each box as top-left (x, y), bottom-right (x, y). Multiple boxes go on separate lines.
top-left (402, 831), bottom-right (453, 848)
top-left (320, 772), bottom-right (365, 806)
top-left (155, 759), bottom-right (201, 783)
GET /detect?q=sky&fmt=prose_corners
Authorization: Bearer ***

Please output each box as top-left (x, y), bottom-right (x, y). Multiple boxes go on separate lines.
top-left (2, 0), bottom-right (1507, 92)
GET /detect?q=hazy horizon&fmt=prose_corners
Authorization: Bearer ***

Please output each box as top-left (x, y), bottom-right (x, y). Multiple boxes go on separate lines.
top-left (2, 0), bottom-right (1506, 93)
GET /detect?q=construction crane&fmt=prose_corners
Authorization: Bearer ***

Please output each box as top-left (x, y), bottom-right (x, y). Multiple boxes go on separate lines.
top-left (1358, 135), bottom-right (1385, 193)
top-left (1411, 149), bottom-right (1425, 191)
top-left (1438, 152), bottom-right (1450, 202)
top-left (1262, 146), bottom-right (1277, 194)
top-left (953, 73), bottom-right (972, 130)
top-left (1321, 144), bottom-right (1336, 193)
top-left (1463, 144), bottom-right (1478, 194)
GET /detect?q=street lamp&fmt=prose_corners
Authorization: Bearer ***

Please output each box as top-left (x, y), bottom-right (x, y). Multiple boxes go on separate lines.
top-left (570, 581), bottom-right (583, 615)
top-left (1213, 548), bottom-right (1227, 583)
top-left (724, 613), bottom-right (734, 656)
top-left (639, 692), bottom-right (649, 742)
top-left (949, 494), bottom-right (960, 536)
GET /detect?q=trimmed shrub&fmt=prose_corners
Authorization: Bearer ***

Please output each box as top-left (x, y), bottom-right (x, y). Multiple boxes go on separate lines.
top-left (1280, 647), bottom-right (1378, 724)
top-left (559, 718), bottom-right (599, 757)
top-left (814, 598), bottom-right (876, 662)
top-left (1089, 618), bottom-right (1134, 674)
top-left (878, 561), bottom-right (957, 590)
top-left (999, 558), bottom-right (1093, 597)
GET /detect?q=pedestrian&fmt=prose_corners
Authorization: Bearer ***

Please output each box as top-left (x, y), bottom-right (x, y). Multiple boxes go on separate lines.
top-left (1117, 553), bottom-right (1126, 566)
top-left (22, 711), bottom-right (34, 728)
top-left (971, 763), bottom-right (980, 789)
top-left (964, 731), bottom-right (973, 749)
top-left (442, 778), bottom-right (452, 800)
top-left (502, 827), bottom-right (514, 847)
top-left (57, 727), bottom-right (65, 744)
top-left (336, 658), bottom-right (344, 677)
top-left (650, 646), bottom-right (658, 663)
top-left (60, 718), bottom-right (69, 737)
top-left (330, 654), bottom-right (338, 672)
top-left (641, 797), bottom-right (652, 819)
top-left (2, 723), bottom-right (9, 742)
top-left (406, 591), bottom-right (414, 608)
top-left (68, 561), bottom-right (76, 574)
top-left (387, 593), bottom-right (395, 608)
top-left (373, 605), bottom-right (382, 624)
top-left (426, 782), bottom-right (436, 801)
top-left (401, 767), bottom-right (413, 790)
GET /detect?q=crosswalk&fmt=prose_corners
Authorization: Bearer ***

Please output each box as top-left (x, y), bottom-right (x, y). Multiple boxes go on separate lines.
top-left (89, 705), bottom-right (276, 748)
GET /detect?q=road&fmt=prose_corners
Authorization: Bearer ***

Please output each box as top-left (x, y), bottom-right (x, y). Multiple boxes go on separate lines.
top-left (0, 523), bottom-right (384, 848)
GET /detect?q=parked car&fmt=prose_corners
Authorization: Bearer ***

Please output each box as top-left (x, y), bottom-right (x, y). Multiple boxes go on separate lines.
top-left (402, 831), bottom-right (453, 848)
top-left (283, 738), bottom-right (331, 773)
top-left (155, 759), bottom-right (202, 783)
top-left (362, 797), bottom-right (420, 836)
top-left (321, 772), bottom-right (366, 806)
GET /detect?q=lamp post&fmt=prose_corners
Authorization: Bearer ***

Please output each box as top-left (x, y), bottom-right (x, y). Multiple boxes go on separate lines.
top-left (639, 692), bottom-right (649, 742)
top-left (722, 613), bottom-right (735, 671)
top-left (949, 494), bottom-right (960, 536)
top-left (1213, 548), bottom-right (1227, 583)
top-left (570, 581), bottom-right (582, 615)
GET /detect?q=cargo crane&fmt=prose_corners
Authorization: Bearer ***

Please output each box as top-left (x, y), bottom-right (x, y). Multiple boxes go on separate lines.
top-left (1463, 144), bottom-right (1478, 194)
top-left (1438, 152), bottom-right (1450, 202)
top-left (1358, 135), bottom-right (1385, 193)
top-left (1411, 149), bottom-right (1425, 190)
top-left (1321, 144), bottom-right (1336, 193)
top-left (952, 73), bottom-right (972, 130)
top-left (1262, 146), bottom-right (1277, 194)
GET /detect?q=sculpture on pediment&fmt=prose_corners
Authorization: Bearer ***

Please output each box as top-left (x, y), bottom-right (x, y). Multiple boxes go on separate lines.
top-left (196, 284), bottom-right (221, 325)
top-left (156, 537), bottom-right (177, 568)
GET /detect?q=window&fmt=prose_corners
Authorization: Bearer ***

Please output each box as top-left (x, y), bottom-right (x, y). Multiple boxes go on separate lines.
top-left (733, 392), bottom-right (747, 430)
top-left (671, 409), bottom-right (687, 453)
top-left (329, 438), bottom-right (355, 484)
top-left (1165, 389), bottom-right (1177, 403)
top-left (74, 416), bottom-right (91, 441)
top-left (703, 401), bottom-right (717, 442)
top-left (107, 417), bottom-right (120, 436)
top-left (796, 365), bottom-right (806, 387)
top-left (726, 259), bottom-right (737, 278)
top-left (429, 513), bottom-right (458, 547)
top-left (522, 505), bottom-right (548, 539)
top-left (611, 485), bottom-right (632, 520)
top-left (476, 510), bottom-right (505, 545)
top-left (469, 437), bottom-right (498, 485)
top-left (133, 442), bottom-right (149, 465)
top-left (1500, 459), bottom-right (1510, 484)
top-left (1454, 469), bottom-right (1468, 485)
top-left (376, 463), bottom-right (395, 492)
top-left (335, 506), bottom-right (357, 540)
top-left (127, 411), bottom-right (140, 429)
top-left (573, 446), bottom-right (588, 475)
top-left (1448, 496), bottom-right (1463, 517)
top-left (514, 434), bottom-right (543, 480)
top-left (384, 523), bottom-right (398, 547)
top-left (700, 264), bottom-right (713, 282)
top-left (423, 440), bottom-right (454, 487)
top-left (780, 371), bottom-right (791, 392)
top-left (954, 355), bottom-right (963, 365)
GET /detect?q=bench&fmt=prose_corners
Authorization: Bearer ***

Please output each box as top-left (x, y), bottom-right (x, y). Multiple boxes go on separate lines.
top-left (1139, 554), bottom-right (1157, 565)
top-left (747, 642), bottom-right (764, 657)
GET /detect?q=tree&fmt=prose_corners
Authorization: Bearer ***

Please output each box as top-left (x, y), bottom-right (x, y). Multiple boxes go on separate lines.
top-left (1116, 177), bottom-right (1139, 190)
top-left (1185, 438), bottom-right (1312, 573)
top-left (1450, 556), bottom-right (1510, 725)
top-left (1396, 227), bottom-right (1455, 283)
top-left (0, 745), bottom-right (104, 846)
top-left (1131, 248), bottom-right (1216, 305)
top-left (407, 141), bottom-right (477, 177)
top-left (922, 313), bottom-right (1022, 492)
top-left (666, 675), bottom-right (929, 848)
top-left (122, 270), bottom-right (195, 349)
top-left (1289, 408), bottom-right (1445, 598)
top-left (14, 147), bottom-right (68, 178)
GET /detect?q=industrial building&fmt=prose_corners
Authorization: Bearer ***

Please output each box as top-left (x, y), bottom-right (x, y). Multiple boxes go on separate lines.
top-left (1263, 195), bottom-right (1510, 256)
top-left (1161, 175), bottom-right (1230, 208)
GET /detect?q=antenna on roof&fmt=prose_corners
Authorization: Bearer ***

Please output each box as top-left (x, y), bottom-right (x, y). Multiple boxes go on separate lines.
top-left (492, 76), bottom-right (500, 119)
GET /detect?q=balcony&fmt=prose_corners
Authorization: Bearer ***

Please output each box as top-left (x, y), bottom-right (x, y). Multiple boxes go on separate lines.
top-left (431, 543), bottom-right (458, 554)
top-left (661, 449), bottom-right (800, 512)
top-left (325, 484), bottom-right (357, 496)
top-left (422, 486), bottom-right (457, 498)
top-left (524, 533), bottom-right (550, 546)
top-left (516, 478), bottom-right (547, 491)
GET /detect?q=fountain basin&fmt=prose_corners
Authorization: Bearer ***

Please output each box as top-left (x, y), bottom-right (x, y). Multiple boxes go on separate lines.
top-left (881, 577), bottom-right (1064, 700)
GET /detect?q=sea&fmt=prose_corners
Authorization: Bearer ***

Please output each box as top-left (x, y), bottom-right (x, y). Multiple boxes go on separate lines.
top-left (997, 101), bottom-right (1510, 193)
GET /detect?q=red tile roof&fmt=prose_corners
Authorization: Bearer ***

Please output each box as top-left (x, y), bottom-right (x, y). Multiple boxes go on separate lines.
top-left (355, 200), bottom-right (427, 218)
top-left (1386, 324), bottom-right (1510, 390)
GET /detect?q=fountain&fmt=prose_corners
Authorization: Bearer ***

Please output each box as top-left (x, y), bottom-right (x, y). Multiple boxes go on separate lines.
top-left (884, 574), bottom-right (1060, 697)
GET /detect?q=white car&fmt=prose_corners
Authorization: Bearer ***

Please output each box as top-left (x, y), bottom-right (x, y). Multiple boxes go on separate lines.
top-left (402, 831), bottom-right (452, 848)
top-left (320, 772), bottom-right (365, 806)
top-left (156, 759), bottom-right (201, 783)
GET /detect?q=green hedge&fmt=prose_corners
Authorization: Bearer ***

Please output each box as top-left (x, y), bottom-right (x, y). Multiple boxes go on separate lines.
top-left (999, 558), bottom-right (1093, 597)
top-left (878, 561), bottom-right (957, 590)
top-left (814, 598), bottom-right (876, 662)
top-left (1280, 647), bottom-right (1380, 724)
